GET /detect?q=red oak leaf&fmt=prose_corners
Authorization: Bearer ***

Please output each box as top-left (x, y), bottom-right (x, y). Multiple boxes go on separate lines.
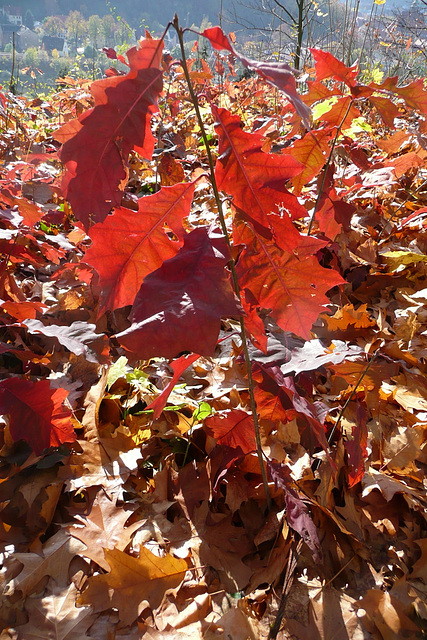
top-left (321, 96), bottom-right (361, 130)
top-left (234, 219), bottom-right (345, 340)
top-left (145, 354), bottom-right (200, 419)
top-left (370, 76), bottom-right (427, 113)
top-left (204, 409), bottom-right (256, 454)
top-left (84, 182), bottom-right (195, 313)
top-left (55, 38), bottom-right (163, 229)
top-left (282, 129), bottom-right (331, 195)
top-left (213, 106), bottom-right (305, 232)
top-left (310, 48), bottom-right (359, 87)
top-left (0, 378), bottom-right (75, 454)
top-left (116, 227), bottom-right (241, 359)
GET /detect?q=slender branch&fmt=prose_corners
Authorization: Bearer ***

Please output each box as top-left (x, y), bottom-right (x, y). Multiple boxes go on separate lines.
top-left (268, 538), bottom-right (303, 639)
top-left (173, 15), bottom-right (272, 511)
top-left (307, 98), bottom-right (354, 235)
top-left (312, 349), bottom-right (379, 472)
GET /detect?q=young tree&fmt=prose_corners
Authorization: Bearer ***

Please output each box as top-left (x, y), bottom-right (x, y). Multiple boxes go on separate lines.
top-left (88, 14), bottom-right (102, 49)
top-left (66, 10), bottom-right (87, 52)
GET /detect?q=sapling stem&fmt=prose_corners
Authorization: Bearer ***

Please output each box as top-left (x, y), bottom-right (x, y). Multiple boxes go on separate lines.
top-left (173, 15), bottom-right (272, 511)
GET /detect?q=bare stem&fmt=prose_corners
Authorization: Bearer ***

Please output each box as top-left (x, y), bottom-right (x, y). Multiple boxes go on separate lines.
top-left (173, 15), bottom-right (272, 511)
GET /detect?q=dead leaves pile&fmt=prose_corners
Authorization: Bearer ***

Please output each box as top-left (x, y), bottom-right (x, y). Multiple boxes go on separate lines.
top-left (0, 48), bottom-right (427, 640)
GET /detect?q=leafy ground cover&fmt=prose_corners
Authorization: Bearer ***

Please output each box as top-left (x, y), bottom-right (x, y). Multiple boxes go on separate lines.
top-left (0, 21), bottom-right (427, 640)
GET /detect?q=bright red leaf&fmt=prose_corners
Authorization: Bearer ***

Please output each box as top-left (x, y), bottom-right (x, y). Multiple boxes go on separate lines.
top-left (234, 219), bottom-right (345, 340)
top-left (145, 353), bottom-right (200, 419)
top-left (117, 227), bottom-right (241, 359)
top-left (204, 409), bottom-right (256, 454)
top-left (55, 38), bottom-right (163, 229)
top-left (0, 378), bottom-right (75, 454)
top-left (310, 48), bottom-right (359, 87)
top-left (84, 182), bottom-right (195, 313)
top-left (213, 106), bottom-right (305, 232)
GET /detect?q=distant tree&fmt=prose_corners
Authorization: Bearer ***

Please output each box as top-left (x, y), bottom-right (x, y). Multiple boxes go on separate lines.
top-left (24, 10), bottom-right (35, 30)
top-left (43, 15), bottom-right (66, 37)
top-left (88, 15), bottom-right (102, 49)
top-left (66, 10), bottom-right (87, 51)
top-left (101, 14), bottom-right (116, 46)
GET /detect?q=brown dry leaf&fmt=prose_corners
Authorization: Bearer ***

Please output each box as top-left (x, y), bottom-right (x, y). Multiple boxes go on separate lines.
top-left (15, 579), bottom-right (95, 640)
top-left (357, 589), bottom-right (420, 639)
top-left (216, 607), bottom-right (258, 640)
top-left (4, 530), bottom-right (85, 597)
top-left (68, 490), bottom-right (141, 570)
top-left (77, 546), bottom-right (188, 626)
top-left (410, 539), bottom-right (427, 583)
top-left (323, 303), bottom-right (375, 332)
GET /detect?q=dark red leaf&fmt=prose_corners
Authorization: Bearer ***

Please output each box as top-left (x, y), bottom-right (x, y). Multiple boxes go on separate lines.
top-left (345, 401), bottom-right (368, 487)
top-left (54, 38), bottom-right (163, 229)
top-left (116, 227), bottom-right (241, 359)
top-left (0, 379), bottom-right (75, 454)
top-left (84, 182), bottom-right (195, 313)
top-left (268, 460), bottom-right (322, 562)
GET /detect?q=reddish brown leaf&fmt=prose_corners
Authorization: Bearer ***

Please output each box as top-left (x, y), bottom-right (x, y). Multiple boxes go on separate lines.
top-left (203, 27), bottom-right (311, 125)
top-left (311, 48), bottom-right (358, 87)
top-left (370, 75), bottom-right (427, 113)
top-left (213, 105), bottom-right (305, 231)
top-left (117, 227), bottom-right (241, 359)
top-left (283, 129), bottom-right (331, 195)
top-left (204, 409), bottom-right (256, 454)
top-left (0, 378), bottom-right (75, 454)
top-left (268, 460), bottom-right (322, 562)
top-left (368, 96), bottom-right (401, 128)
top-left (346, 401), bottom-right (368, 487)
top-left (84, 182), bottom-right (195, 312)
top-left (234, 219), bottom-right (345, 340)
top-left (55, 38), bottom-right (163, 228)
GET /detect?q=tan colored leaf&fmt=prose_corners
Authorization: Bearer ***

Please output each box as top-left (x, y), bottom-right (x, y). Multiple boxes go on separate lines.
top-left (4, 531), bottom-right (85, 597)
top-left (78, 547), bottom-right (187, 625)
top-left (68, 490), bottom-right (141, 570)
top-left (357, 589), bottom-right (420, 639)
top-left (15, 580), bottom-right (95, 640)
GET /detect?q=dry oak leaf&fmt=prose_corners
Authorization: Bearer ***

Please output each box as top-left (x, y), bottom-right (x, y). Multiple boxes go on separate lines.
top-left (68, 490), bottom-right (140, 571)
top-left (4, 530), bottom-right (85, 597)
top-left (357, 589), bottom-right (420, 640)
top-left (78, 547), bottom-right (187, 626)
top-left (15, 579), bottom-right (95, 640)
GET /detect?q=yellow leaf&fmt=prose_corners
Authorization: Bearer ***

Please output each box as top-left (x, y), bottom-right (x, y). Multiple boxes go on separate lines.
top-left (78, 547), bottom-right (187, 626)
